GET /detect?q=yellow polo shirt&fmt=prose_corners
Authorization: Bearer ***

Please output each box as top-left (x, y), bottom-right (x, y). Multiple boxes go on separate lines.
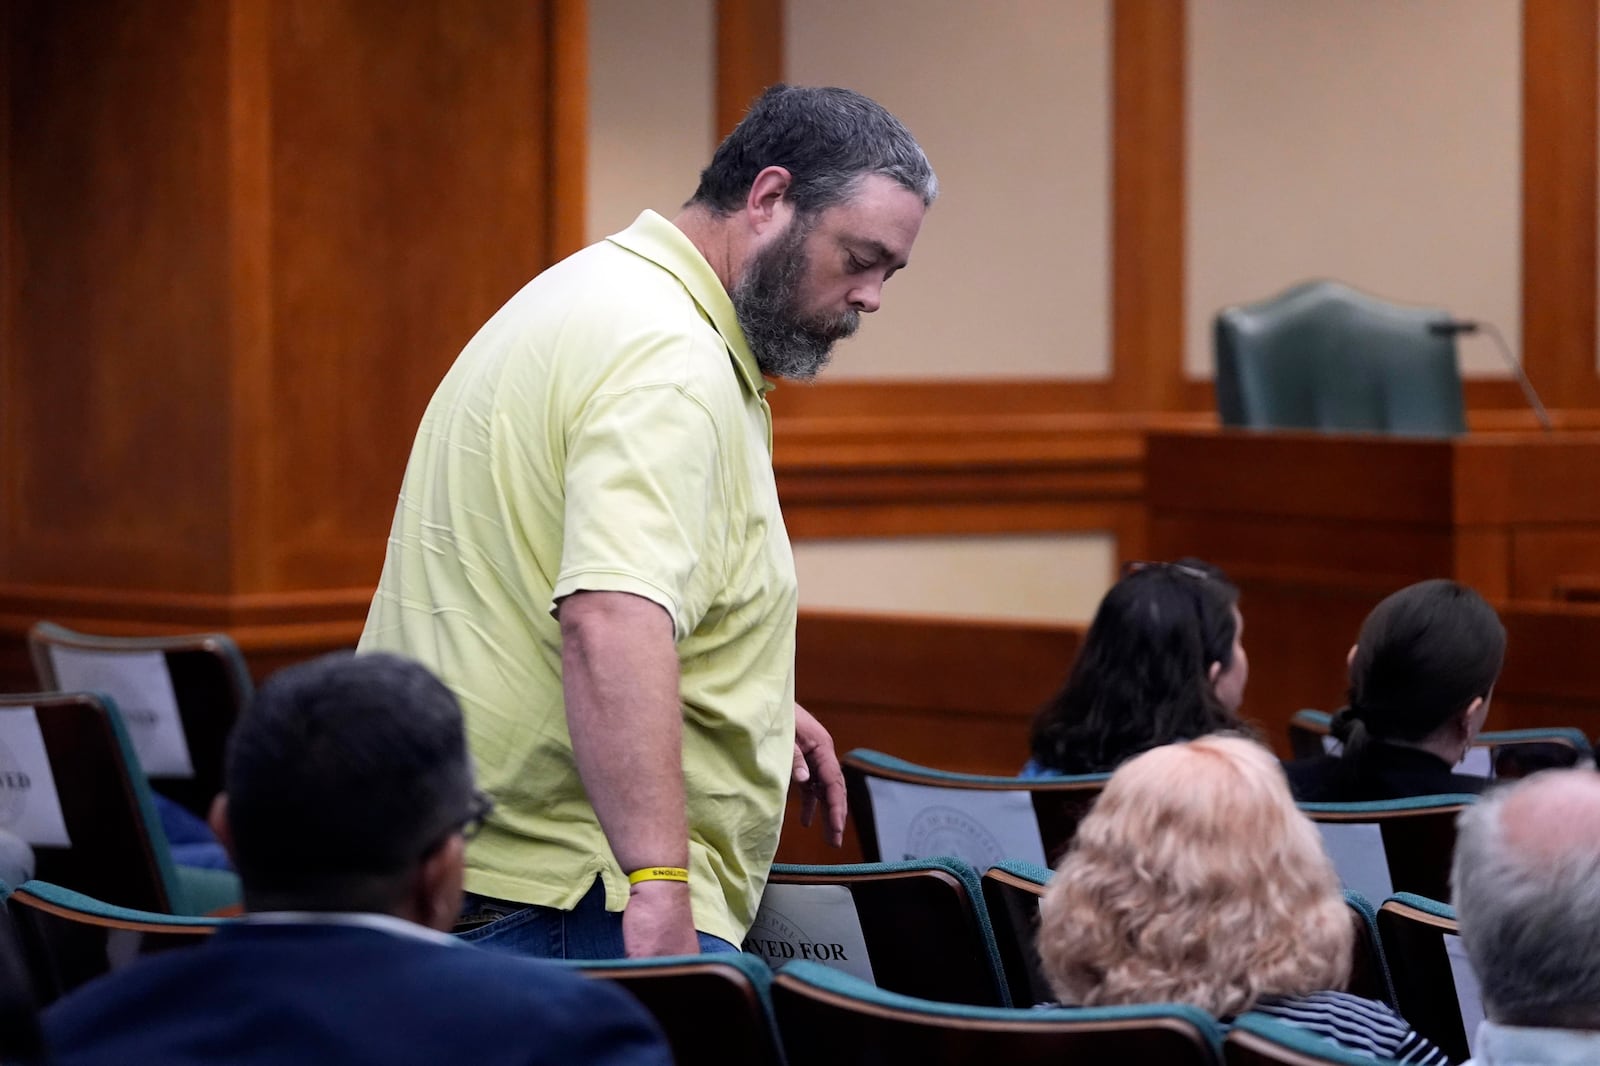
top-left (358, 211), bottom-right (798, 945)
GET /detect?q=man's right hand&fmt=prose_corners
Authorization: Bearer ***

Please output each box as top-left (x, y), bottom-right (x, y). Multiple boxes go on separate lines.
top-left (623, 879), bottom-right (699, 957)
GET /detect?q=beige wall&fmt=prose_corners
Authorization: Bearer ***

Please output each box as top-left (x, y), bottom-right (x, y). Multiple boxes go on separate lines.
top-left (785, 0), bottom-right (1112, 381)
top-left (586, 0), bottom-right (714, 243)
top-left (584, 0), bottom-right (1528, 624)
top-left (1186, 0), bottom-right (1522, 380)
top-left (792, 534), bottom-right (1115, 623)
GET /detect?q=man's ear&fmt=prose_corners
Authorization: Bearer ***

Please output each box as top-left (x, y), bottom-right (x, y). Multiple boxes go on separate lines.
top-left (744, 166), bottom-right (794, 232)
top-left (1346, 643), bottom-right (1359, 667)
top-left (414, 834), bottom-right (466, 933)
top-left (1207, 660), bottom-right (1222, 686)
top-left (208, 794), bottom-right (240, 870)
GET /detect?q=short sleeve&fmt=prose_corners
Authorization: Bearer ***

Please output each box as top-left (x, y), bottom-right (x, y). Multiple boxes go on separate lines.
top-left (552, 382), bottom-right (726, 641)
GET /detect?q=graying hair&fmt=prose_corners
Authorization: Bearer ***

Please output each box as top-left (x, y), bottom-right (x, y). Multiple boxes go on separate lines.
top-left (690, 84), bottom-right (938, 217)
top-left (1451, 775), bottom-right (1600, 1028)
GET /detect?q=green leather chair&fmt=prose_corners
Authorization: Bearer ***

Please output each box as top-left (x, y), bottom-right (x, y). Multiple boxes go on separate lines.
top-left (1214, 280), bottom-right (1466, 436)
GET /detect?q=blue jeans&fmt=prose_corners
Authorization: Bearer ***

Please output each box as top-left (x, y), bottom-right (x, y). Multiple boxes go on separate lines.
top-left (455, 878), bottom-right (738, 959)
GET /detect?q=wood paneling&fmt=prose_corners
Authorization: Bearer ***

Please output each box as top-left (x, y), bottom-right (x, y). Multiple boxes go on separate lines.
top-left (1111, 0), bottom-right (1187, 412)
top-left (261, 0), bottom-right (557, 591)
top-left (2, 1), bottom-right (233, 594)
top-left (715, 0), bottom-right (782, 140)
top-left (1147, 429), bottom-right (1600, 744)
top-left (0, 0), bottom-right (585, 667)
top-left (1522, 0), bottom-right (1599, 408)
top-left (548, 0), bottom-right (589, 261)
top-left (773, 383), bottom-right (1211, 538)
top-left (777, 609), bottom-right (1083, 864)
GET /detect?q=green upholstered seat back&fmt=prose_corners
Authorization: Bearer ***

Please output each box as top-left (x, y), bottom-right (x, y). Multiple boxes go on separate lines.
top-left (1215, 280), bottom-right (1466, 436)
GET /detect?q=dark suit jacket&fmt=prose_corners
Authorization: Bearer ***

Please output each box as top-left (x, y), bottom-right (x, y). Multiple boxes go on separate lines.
top-left (1284, 742), bottom-right (1489, 803)
top-left (42, 919), bottom-right (673, 1066)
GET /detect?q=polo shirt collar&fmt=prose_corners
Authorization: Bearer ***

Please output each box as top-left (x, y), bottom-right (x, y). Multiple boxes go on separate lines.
top-left (607, 210), bottom-right (774, 399)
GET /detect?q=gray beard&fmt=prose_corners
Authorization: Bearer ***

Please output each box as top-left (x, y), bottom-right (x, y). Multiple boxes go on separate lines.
top-left (732, 220), bottom-right (860, 382)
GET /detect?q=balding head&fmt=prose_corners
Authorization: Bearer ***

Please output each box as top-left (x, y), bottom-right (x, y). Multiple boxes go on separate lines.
top-left (1452, 769), bottom-right (1600, 1029)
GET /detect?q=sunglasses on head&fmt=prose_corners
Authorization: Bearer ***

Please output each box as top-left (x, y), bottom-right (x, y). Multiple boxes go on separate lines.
top-left (1121, 559), bottom-right (1213, 582)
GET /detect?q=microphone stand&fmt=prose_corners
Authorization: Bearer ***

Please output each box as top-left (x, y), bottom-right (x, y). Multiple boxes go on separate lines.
top-left (1431, 319), bottom-right (1553, 432)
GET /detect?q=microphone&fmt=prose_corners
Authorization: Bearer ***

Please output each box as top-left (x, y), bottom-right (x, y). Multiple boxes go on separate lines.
top-left (1429, 318), bottom-right (1553, 432)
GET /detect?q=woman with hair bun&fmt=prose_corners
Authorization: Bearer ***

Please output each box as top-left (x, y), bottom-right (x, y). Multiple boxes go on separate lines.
top-left (1023, 558), bottom-right (1247, 777)
top-left (1038, 735), bottom-right (1449, 1064)
top-left (1286, 579), bottom-right (1506, 802)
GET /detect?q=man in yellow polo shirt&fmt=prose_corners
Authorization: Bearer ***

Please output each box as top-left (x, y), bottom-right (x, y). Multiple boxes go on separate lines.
top-left (359, 85), bottom-right (936, 958)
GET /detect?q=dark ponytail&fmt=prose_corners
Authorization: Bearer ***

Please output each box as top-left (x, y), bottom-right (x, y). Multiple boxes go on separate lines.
top-left (1338, 579), bottom-right (1505, 769)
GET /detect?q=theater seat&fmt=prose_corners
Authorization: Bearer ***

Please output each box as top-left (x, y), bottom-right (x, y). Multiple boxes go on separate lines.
top-left (842, 749), bottom-right (1108, 869)
top-left (6, 879), bottom-right (222, 1006)
top-left (1376, 893), bottom-right (1481, 1064)
top-left (572, 953), bottom-right (784, 1066)
top-left (772, 959), bottom-right (1223, 1066)
top-left (0, 692), bottom-right (240, 916)
top-left (29, 621), bottom-right (254, 823)
top-left (1299, 796), bottom-right (1473, 906)
top-left (753, 858), bottom-right (1009, 1007)
top-left (1288, 709), bottom-right (1592, 779)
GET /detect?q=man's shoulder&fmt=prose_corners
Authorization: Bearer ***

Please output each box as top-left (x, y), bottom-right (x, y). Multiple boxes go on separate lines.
top-left (535, 236), bottom-right (716, 333)
top-left (43, 927), bottom-right (670, 1066)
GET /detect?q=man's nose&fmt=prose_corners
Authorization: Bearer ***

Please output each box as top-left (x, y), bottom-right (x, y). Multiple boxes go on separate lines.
top-left (849, 280), bottom-right (883, 313)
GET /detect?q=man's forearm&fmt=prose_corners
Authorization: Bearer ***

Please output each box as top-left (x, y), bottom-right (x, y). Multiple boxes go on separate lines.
top-left (559, 590), bottom-right (689, 874)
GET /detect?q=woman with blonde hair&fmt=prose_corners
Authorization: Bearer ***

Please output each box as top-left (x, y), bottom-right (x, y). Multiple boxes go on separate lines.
top-left (1038, 735), bottom-right (1449, 1064)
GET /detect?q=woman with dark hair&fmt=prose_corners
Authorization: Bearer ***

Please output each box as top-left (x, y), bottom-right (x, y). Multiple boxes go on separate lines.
top-left (1023, 559), bottom-right (1248, 777)
top-left (1285, 578), bottom-right (1506, 802)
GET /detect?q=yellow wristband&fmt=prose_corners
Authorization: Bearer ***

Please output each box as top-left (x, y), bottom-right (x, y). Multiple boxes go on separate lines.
top-left (627, 866), bottom-right (689, 885)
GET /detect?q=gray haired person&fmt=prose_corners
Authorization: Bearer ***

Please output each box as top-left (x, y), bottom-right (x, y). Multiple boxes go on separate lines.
top-left (361, 85), bottom-right (936, 959)
top-left (1451, 769), bottom-right (1600, 1064)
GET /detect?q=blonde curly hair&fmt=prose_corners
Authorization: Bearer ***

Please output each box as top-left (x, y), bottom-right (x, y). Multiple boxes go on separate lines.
top-left (1037, 734), bottom-right (1351, 1016)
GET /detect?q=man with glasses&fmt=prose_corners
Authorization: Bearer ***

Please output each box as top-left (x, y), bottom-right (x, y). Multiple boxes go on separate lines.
top-left (42, 653), bottom-right (673, 1066)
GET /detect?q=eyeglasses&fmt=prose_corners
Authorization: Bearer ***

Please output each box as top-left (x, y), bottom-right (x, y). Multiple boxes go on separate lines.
top-left (459, 790), bottom-right (494, 842)
top-left (1121, 559), bottom-right (1213, 582)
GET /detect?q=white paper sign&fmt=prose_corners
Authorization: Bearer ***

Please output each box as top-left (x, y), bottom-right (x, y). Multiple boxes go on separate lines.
top-left (0, 708), bottom-right (73, 848)
top-left (1320, 736), bottom-right (1492, 778)
top-left (1316, 821), bottom-right (1393, 904)
top-left (1444, 932), bottom-right (1486, 1058)
top-left (48, 647), bottom-right (194, 778)
top-left (744, 883), bottom-right (875, 983)
top-left (1456, 746), bottom-right (1492, 779)
top-left (865, 778), bottom-right (1047, 870)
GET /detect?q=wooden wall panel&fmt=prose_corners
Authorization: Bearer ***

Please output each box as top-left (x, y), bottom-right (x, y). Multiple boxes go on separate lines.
top-left (776, 608), bottom-right (1082, 865)
top-left (0, 0), bottom-right (585, 671)
top-left (260, 0), bottom-right (557, 591)
top-left (715, 0), bottom-right (782, 139)
top-left (1, 1), bottom-right (233, 594)
top-left (1523, 0), bottom-right (1599, 408)
top-left (1111, 0), bottom-right (1187, 412)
